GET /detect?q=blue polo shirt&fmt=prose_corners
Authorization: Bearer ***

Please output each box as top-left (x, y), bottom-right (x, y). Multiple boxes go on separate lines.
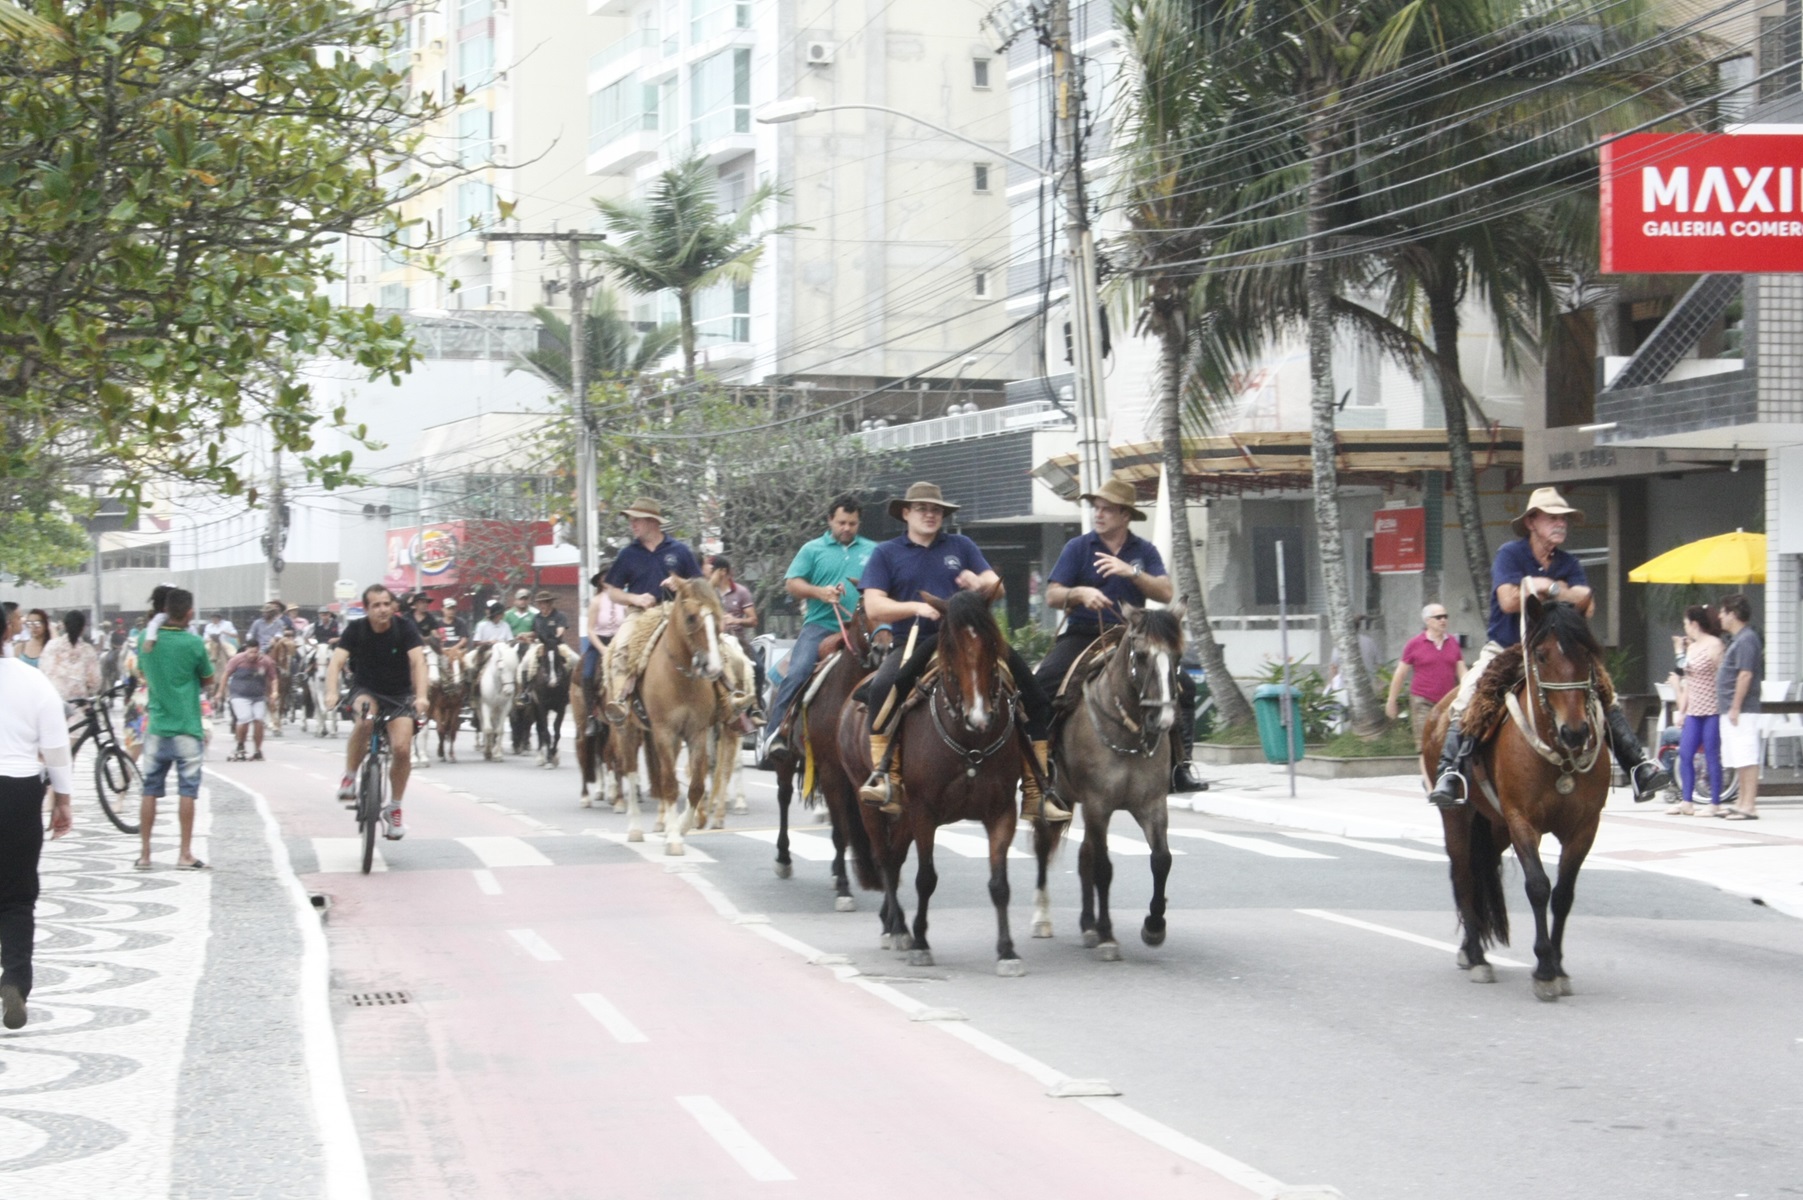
top-left (605, 535), bottom-right (702, 599)
top-left (1486, 537), bottom-right (1587, 647)
top-left (1048, 530), bottom-right (1167, 635)
top-left (860, 532), bottom-right (991, 640)
top-left (784, 531), bottom-right (879, 630)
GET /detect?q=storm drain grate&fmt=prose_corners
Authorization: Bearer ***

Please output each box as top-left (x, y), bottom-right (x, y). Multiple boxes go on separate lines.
top-left (346, 990), bottom-right (412, 1007)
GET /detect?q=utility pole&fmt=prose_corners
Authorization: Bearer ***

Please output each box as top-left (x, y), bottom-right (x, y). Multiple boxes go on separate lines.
top-left (263, 448), bottom-right (286, 600)
top-left (483, 232), bottom-right (607, 624)
top-left (413, 455), bottom-right (426, 597)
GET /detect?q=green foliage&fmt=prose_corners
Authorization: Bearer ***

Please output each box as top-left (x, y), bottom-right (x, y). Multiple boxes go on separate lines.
top-left (1253, 658), bottom-right (1342, 744)
top-left (511, 286), bottom-right (681, 392)
top-left (1320, 724), bottom-right (1420, 758)
top-left (1002, 614), bottom-right (1054, 664)
top-left (0, 507), bottom-right (89, 586)
top-left (1205, 721), bottom-right (1261, 746)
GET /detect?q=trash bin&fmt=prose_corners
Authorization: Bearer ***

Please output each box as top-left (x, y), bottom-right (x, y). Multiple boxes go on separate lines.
top-left (1252, 684), bottom-right (1306, 763)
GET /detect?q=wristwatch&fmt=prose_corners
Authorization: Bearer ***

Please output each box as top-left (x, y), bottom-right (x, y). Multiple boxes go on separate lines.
top-left (1130, 563), bottom-right (1142, 578)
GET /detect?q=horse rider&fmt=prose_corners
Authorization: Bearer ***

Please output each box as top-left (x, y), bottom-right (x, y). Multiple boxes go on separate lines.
top-left (1034, 477), bottom-right (1206, 794)
top-left (326, 584), bottom-right (429, 840)
top-left (1428, 487), bottom-right (1674, 807)
top-left (405, 592), bottom-right (439, 640)
top-left (437, 598), bottom-right (471, 652)
top-left (314, 608), bottom-right (343, 646)
top-left (469, 600), bottom-right (512, 734)
top-left (246, 601), bottom-right (291, 652)
top-left (856, 482), bottom-right (1071, 824)
top-left (503, 589), bottom-right (538, 659)
top-left (531, 591), bottom-right (570, 655)
top-left (603, 498), bottom-right (704, 709)
top-left (581, 568), bottom-right (626, 721)
top-left (759, 493), bottom-right (878, 762)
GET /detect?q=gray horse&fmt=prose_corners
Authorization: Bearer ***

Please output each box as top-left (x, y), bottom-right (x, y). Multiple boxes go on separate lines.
top-left (1032, 604), bottom-right (1185, 960)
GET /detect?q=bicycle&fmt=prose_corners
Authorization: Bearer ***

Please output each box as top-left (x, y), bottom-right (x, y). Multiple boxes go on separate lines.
top-left (69, 680), bottom-right (141, 834)
top-left (346, 697), bottom-right (415, 874)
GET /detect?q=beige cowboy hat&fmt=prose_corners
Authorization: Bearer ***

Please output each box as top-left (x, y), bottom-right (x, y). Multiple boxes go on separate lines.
top-left (1511, 486), bottom-right (1586, 538)
top-left (887, 481), bottom-right (961, 521)
top-left (619, 498), bottom-right (665, 523)
top-left (1079, 477), bottom-right (1148, 521)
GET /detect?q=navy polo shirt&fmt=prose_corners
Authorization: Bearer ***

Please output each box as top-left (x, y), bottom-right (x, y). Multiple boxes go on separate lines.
top-left (1486, 537), bottom-right (1587, 647)
top-left (1048, 530), bottom-right (1167, 635)
top-left (605, 536), bottom-right (702, 599)
top-left (860, 532), bottom-right (992, 640)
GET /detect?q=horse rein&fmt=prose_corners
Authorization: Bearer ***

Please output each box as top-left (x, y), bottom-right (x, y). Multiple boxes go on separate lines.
top-left (1084, 628), bottom-right (1176, 758)
top-left (1507, 605), bottom-right (1605, 795)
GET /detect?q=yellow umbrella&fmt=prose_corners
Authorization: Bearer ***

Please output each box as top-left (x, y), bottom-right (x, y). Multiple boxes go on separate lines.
top-left (1628, 530), bottom-right (1766, 585)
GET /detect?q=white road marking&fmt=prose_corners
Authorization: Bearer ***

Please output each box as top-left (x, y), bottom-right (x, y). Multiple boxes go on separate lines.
top-left (735, 829), bottom-right (837, 861)
top-left (309, 838), bottom-right (385, 873)
top-left (507, 928), bottom-right (562, 962)
top-left (676, 1095), bottom-right (795, 1182)
top-left (933, 829), bottom-right (1028, 859)
top-left (1295, 908), bottom-right (1524, 967)
top-left (1281, 832), bottom-right (1447, 861)
top-left (1167, 829), bottom-right (1335, 858)
top-left (592, 830), bottom-right (717, 864)
top-left (576, 992), bottom-right (649, 1044)
top-left (1084, 833), bottom-right (1187, 858)
top-left (457, 836), bottom-right (553, 868)
top-left (472, 869), bottom-right (502, 895)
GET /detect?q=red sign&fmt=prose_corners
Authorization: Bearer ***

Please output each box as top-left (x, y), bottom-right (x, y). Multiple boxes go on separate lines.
top-left (382, 520), bottom-right (576, 596)
top-left (1602, 132), bottom-right (1803, 273)
top-left (1372, 507), bottom-right (1426, 574)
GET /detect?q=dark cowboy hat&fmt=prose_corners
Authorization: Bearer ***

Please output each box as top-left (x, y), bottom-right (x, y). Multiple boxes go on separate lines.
top-left (887, 481), bottom-right (961, 522)
top-left (1078, 477), bottom-right (1148, 522)
top-left (534, 590), bottom-right (556, 603)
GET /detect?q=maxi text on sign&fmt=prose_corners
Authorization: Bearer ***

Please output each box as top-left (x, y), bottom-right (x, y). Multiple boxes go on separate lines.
top-left (1602, 132), bottom-right (1803, 273)
top-left (1372, 507), bottom-right (1426, 574)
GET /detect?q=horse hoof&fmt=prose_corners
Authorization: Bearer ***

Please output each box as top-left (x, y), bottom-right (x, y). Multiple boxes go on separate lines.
top-left (1558, 976), bottom-right (1573, 996)
top-left (627, 830), bottom-right (644, 843)
top-left (894, 933), bottom-right (914, 952)
top-left (774, 862), bottom-right (793, 880)
top-left (995, 958), bottom-right (1027, 978)
top-left (1097, 942), bottom-right (1121, 962)
top-left (1469, 964), bottom-right (1495, 984)
top-left (906, 949), bottom-right (934, 967)
top-left (580, 797), bottom-right (593, 809)
top-left (611, 802), bottom-right (626, 814)
top-left (1031, 921), bottom-right (1053, 939)
top-left (664, 842), bottom-right (685, 857)
top-left (1457, 948), bottom-right (1472, 970)
top-left (880, 934), bottom-right (894, 950)
top-left (834, 896), bottom-right (856, 913)
top-left (653, 821), bottom-right (666, 834)
top-left (1140, 923), bottom-right (1166, 948)
top-left (1081, 930), bottom-right (1100, 949)
top-left (1533, 976), bottom-right (1561, 1002)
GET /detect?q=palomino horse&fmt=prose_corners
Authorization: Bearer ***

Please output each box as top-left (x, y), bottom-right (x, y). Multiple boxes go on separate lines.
top-left (626, 579), bottom-right (727, 855)
top-left (518, 642), bottom-right (577, 767)
top-left (429, 644), bottom-right (471, 762)
top-left (471, 644), bottom-right (517, 762)
top-left (838, 590), bottom-right (1028, 976)
top-left (1031, 605), bottom-right (1185, 960)
top-left (1421, 594), bottom-right (1613, 1002)
top-left (770, 602), bottom-right (887, 912)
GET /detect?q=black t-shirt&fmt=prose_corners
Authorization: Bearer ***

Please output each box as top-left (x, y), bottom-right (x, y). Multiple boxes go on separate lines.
top-left (534, 609), bottom-right (570, 648)
top-left (339, 617), bottom-right (423, 697)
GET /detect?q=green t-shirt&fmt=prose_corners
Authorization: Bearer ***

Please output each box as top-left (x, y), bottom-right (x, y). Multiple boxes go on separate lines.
top-left (140, 629), bottom-right (213, 738)
top-left (503, 607), bottom-right (537, 636)
top-left (784, 532), bottom-right (879, 630)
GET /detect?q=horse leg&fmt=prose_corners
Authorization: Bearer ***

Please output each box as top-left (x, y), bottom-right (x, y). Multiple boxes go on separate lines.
top-left (1548, 819), bottom-right (1598, 996)
top-left (828, 789), bottom-right (855, 912)
top-left (1078, 832), bottom-right (1099, 947)
top-left (907, 834), bottom-right (938, 967)
top-left (626, 741), bottom-right (650, 842)
top-left (1090, 818), bottom-right (1120, 961)
top-left (668, 735), bottom-right (705, 855)
top-left (730, 753), bottom-right (749, 816)
top-left (988, 815), bottom-right (1023, 976)
top-left (1508, 815), bottom-right (1561, 1000)
top-left (1441, 805), bottom-right (1495, 981)
top-left (1031, 820), bottom-right (1056, 939)
top-left (773, 760), bottom-right (794, 879)
top-left (1135, 805), bottom-right (1173, 948)
top-left (870, 814), bottom-right (910, 950)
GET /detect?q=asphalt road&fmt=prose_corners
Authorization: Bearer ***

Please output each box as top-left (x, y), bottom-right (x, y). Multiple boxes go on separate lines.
top-left (243, 723), bottom-right (1803, 1200)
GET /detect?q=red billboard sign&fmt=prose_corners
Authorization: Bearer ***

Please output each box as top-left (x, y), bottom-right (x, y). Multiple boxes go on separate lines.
top-left (1602, 132), bottom-right (1803, 273)
top-left (1372, 507), bottom-right (1426, 574)
top-left (381, 520), bottom-right (575, 596)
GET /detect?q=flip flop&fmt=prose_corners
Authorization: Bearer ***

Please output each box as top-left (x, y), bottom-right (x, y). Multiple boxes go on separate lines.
top-left (133, 859), bottom-right (153, 871)
top-left (1664, 804), bottom-right (1694, 816)
top-left (1720, 809), bottom-right (1759, 821)
top-left (176, 859), bottom-right (210, 870)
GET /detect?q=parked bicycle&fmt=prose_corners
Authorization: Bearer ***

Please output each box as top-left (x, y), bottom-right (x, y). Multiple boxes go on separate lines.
top-left (69, 680), bottom-right (141, 834)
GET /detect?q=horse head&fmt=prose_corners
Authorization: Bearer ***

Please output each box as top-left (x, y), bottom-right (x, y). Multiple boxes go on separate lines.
top-left (670, 578), bottom-right (725, 681)
top-left (924, 589), bottom-right (1006, 732)
top-left (1119, 603), bottom-right (1186, 736)
top-left (1524, 594), bottom-right (1602, 751)
top-left (847, 601), bottom-right (890, 671)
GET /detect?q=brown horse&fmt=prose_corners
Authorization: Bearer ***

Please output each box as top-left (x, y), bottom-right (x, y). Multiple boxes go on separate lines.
top-left (266, 634), bottom-right (295, 736)
top-left (627, 579), bottom-right (728, 855)
top-left (429, 644), bottom-right (471, 761)
top-left (571, 670), bottom-right (640, 812)
top-left (838, 590), bottom-right (1028, 975)
top-left (1422, 594), bottom-right (1612, 1002)
top-left (770, 603), bottom-right (888, 910)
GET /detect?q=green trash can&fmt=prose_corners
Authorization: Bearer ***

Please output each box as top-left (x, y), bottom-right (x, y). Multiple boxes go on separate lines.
top-left (1252, 684), bottom-right (1306, 763)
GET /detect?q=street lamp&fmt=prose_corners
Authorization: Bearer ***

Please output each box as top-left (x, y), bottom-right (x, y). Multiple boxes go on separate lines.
top-left (755, 97), bottom-right (1110, 495)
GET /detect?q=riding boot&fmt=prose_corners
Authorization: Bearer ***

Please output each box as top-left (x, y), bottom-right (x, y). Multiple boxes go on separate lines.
top-left (1427, 719), bottom-right (1476, 808)
top-left (1605, 705), bottom-right (1675, 801)
top-left (1170, 714), bottom-right (1206, 793)
top-left (858, 733), bottom-right (905, 816)
top-left (1020, 740), bottom-right (1072, 823)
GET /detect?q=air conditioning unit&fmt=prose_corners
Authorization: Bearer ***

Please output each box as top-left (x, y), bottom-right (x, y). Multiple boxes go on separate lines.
top-left (492, 290), bottom-right (506, 303)
top-left (353, 274), bottom-right (367, 283)
top-left (805, 41), bottom-right (835, 65)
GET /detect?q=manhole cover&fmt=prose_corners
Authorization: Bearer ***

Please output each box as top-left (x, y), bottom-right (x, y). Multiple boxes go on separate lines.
top-left (346, 990), bottom-right (411, 1007)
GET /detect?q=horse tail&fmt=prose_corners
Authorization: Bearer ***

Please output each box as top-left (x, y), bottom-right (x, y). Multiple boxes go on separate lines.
top-left (1465, 814), bottom-right (1511, 949)
top-left (844, 799), bottom-right (882, 892)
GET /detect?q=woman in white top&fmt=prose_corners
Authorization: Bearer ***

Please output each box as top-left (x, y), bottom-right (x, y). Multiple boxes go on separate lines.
top-left (0, 652), bottom-right (76, 1029)
top-left (39, 611), bottom-right (103, 703)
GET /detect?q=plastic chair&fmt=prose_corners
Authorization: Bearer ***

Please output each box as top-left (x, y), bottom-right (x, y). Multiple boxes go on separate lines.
top-left (1762, 680), bottom-right (1802, 769)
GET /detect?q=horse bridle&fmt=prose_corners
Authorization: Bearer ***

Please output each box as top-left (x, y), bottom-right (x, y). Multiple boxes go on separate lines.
top-left (1084, 625), bottom-right (1178, 758)
top-left (1506, 608), bottom-right (1606, 795)
top-left (927, 672), bottom-right (1016, 778)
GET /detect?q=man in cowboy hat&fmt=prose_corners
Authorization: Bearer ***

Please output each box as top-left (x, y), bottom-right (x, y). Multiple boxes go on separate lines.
top-left (1035, 477), bottom-right (1205, 793)
top-left (1428, 487), bottom-right (1673, 807)
top-left (856, 482), bottom-right (1070, 823)
top-left (531, 590), bottom-right (570, 652)
top-left (603, 498), bottom-right (703, 611)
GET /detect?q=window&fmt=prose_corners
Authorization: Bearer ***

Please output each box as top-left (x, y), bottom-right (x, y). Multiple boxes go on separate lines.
top-left (99, 543), bottom-right (171, 571)
top-left (691, 48), bottom-right (751, 142)
top-left (458, 107), bottom-right (492, 166)
top-left (379, 283), bottom-right (410, 309)
top-left (973, 269), bottom-right (990, 299)
top-left (456, 180), bottom-right (494, 229)
top-left (1252, 526), bottom-right (1306, 607)
top-left (455, 0), bottom-right (494, 90)
top-left (973, 58), bottom-right (991, 88)
top-left (973, 163), bottom-right (991, 193)
top-left (690, 0), bottom-right (750, 43)
top-left (590, 74), bottom-right (660, 151)
top-left (693, 279), bottom-right (750, 345)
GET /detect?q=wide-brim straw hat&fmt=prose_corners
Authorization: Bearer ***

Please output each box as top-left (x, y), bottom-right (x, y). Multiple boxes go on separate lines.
top-left (1511, 486), bottom-right (1586, 538)
top-left (619, 498), bottom-right (665, 523)
top-left (887, 481), bottom-right (961, 521)
top-left (534, 590), bottom-right (556, 603)
top-left (1079, 477), bottom-right (1148, 521)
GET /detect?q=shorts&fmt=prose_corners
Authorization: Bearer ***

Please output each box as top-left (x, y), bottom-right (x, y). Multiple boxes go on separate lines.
top-left (348, 688), bottom-right (415, 722)
top-left (142, 733), bottom-right (205, 798)
top-left (1720, 713), bottom-right (1762, 770)
top-left (228, 697), bottom-right (269, 725)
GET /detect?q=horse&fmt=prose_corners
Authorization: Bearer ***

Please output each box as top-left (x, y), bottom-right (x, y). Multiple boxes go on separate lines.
top-left (470, 643), bottom-right (517, 762)
top-left (571, 671), bottom-right (643, 812)
top-left (839, 590), bottom-right (1028, 976)
top-left (1421, 594), bottom-right (1613, 1002)
top-left (266, 635), bottom-right (295, 735)
top-left (429, 644), bottom-right (471, 762)
top-left (625, 578), bottom-right (728, 855)
top-left (307, 647), bottom-right (340, 738)
top-left (1030, 606), bottom-right (1185, 960)
top-left (287, 639), bottom-right (319, 730)
top-left (519, 641), bottom-right (577, 768)
top-left (769, 603), bottom-right (887, 912)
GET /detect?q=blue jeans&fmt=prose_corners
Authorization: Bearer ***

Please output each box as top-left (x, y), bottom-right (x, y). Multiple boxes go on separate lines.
top-left (142, 733), bottom-right (204, 798)
top-left (765, 623), bottom-right (834, 735)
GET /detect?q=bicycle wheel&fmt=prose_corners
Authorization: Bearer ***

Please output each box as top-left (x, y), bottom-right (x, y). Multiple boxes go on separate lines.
top-left (94, 744), bottom-right (142, 834)
top-left (358, 752), bottom-right (386, 875)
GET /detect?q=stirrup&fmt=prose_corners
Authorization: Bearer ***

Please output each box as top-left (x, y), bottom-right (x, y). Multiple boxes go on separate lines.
top-left (1428, 770), bottom-right (1468, 809)
top-left (1629, 759), bottom-right (1673, 803)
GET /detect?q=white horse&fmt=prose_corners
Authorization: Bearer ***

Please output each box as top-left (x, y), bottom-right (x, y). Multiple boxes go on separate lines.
top-left (305, 641), bottom-right (340, 738)
top-left (473, 643), bottom-right (518, 762)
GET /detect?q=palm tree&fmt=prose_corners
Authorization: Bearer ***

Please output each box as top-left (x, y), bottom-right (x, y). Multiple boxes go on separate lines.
top-left (510, 284), bottom-right (681, 392)
top-left (0, 3), bottom-right (59, 40)
top-left (591, 153), bottom-right (794, 381)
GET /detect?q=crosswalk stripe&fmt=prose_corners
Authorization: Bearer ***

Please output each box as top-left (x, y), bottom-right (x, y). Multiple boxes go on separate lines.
top-left (310, 838), bottom-right (386, 873)
top-left (934, 829), bottom-right (1029, 860)
top-left (456, 836), bottom-right (553, 868)
top-left (576, 992), bottom-right (649, 1043)
top-left (1281, 832), bottom-right (1445, 861)
top-left (735, 829), bottom-right (839, 861)
top-left (677, 1095), bottom-right (795, 1182)
top-left (1166, 829), bottom-right (1335, 859)
top-left (508, 928), bottom-right (562, 962)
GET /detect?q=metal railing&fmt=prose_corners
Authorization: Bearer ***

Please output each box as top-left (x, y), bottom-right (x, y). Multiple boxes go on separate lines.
top-left (588, 27), bottom-right (658, 76)
top-left (857, 400), bottom-right (1072, 452)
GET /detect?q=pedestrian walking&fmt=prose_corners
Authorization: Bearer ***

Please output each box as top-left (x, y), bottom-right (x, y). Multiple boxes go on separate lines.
top-left (1386, 604), bottom-right (1466, 750)
top-left (1666, 604), bottom-right (1727, 816)
top-left (136, 588), bottom-right (213, 870)
top-left (0, 647), bottom-right (76, 1030)
top-left (1717, 593), bottom-right (1763, 820)
top-left (38, 611), bottom-right (103, 703)
top-left (1, 602), bottom-right (20, 658)
top-left (215, 644), bottom-right (281, 761)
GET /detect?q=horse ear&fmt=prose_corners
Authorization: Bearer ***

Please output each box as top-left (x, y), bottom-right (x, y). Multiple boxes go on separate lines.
top-left (1168, 599), bottom-right (1187, 624)
top-left (1524, 589), bottom-right (1545, 623)
top-left (1120, 602), bottom-right (1140, 623)
top-left (919, 592), bottom-right (948, 615)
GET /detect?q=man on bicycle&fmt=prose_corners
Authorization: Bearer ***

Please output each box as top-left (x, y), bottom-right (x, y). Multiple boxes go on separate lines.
top-left (325, 584), bottom-right (429, 840)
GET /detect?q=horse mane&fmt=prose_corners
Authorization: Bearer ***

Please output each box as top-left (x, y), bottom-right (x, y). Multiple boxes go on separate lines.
top-left (1133, 607), bottom-right (1184, 654)
top-left (937, 589), bottom-right (1006, 684)
top-left (674, 577), bottom-right (725, 616)
top-left (1526, 599), bottom-right (1603, 662)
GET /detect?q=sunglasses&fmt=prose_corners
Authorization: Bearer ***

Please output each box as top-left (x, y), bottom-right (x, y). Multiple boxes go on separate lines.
top-left (1427, 613), bottom-right (1449, 619)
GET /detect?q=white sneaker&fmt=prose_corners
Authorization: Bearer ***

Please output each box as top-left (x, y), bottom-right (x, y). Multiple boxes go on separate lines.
top-left (383, 806), bottom-right (406, 841)
top-left (338, 774), bottom-right (357, 808)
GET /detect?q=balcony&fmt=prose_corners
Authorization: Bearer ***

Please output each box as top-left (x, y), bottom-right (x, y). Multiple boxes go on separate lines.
top-left (587, 27), bottom-right (659, 92)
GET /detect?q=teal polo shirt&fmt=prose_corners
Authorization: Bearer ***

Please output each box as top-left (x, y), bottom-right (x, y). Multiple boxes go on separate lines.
top-left (784, 532), bottom-right (878, 630)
